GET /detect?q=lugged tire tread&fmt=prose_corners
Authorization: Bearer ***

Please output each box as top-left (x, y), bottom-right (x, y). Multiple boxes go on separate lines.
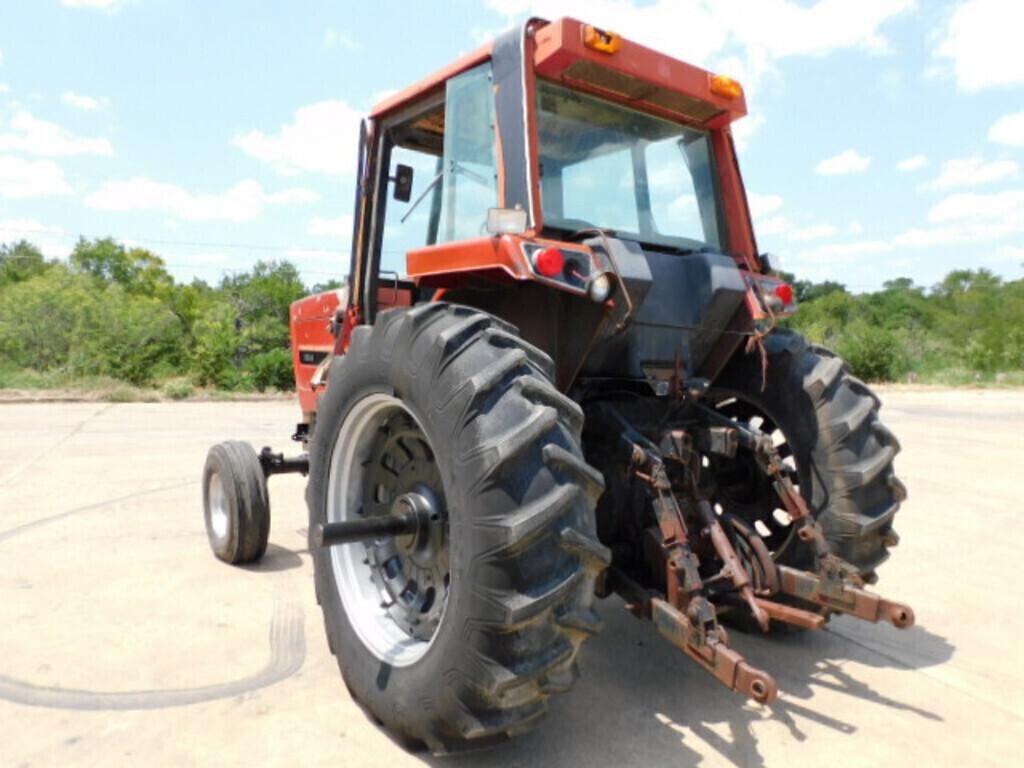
top-left (559, 527), bottom-right (613, 571)
top-left (543, 443), bottom-right (605, 502)
top-left (830, 445), bottom-right (898, 491)
top-left (307, 302), bottom-right (605, 750)
top-left (803, 356), bottom-right (845, 400)
top-left (475, 483), bottom-right (578, 553)
top-left (476, 569), bottom-right (585, 628)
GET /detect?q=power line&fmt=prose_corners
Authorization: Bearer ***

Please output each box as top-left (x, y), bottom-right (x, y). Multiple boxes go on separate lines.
top-left (0, 225), bottom-right (347, 256)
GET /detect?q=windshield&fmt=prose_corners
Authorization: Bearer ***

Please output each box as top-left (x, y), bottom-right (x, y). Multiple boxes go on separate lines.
top-left (536, 80), bottom-right (725, 252)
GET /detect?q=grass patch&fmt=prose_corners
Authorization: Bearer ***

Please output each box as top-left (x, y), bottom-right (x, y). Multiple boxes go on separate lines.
top-left (161, 377), bottom-right (195, 400)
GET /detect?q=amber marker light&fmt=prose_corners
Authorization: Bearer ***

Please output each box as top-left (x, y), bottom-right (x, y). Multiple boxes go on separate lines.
top-left (583, 25), bottom-right (622, 54)
top-left (710, 74), bottom-right (744, 100)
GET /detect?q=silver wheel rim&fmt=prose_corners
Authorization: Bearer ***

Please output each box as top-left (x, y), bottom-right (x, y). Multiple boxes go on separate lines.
top-left (326, 394), bottom-right (450, 667)
top-left (209, 472), bottom-right (229, 542)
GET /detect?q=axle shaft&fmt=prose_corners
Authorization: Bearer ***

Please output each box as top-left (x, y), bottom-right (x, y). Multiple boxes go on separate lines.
top-left (313, 510), bottom-right (427, 547)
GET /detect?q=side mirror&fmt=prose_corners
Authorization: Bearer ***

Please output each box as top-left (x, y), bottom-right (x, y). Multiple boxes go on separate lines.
top-left (486, 207), bottom-right (528, 235)
top-left (392, 164), bottom-right (414, 203)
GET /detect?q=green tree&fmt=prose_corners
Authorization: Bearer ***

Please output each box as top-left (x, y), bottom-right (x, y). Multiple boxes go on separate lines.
top-left (0, 240), bottom-right (50, 287)
top-left (191, 299), bottom-right (243, 388)
top-left (220, 259), bottom-right (306, 355)
top-left (70, 237), bottom-right (174, 297)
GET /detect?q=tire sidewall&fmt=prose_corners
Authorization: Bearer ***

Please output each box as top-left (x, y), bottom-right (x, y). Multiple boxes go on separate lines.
top-left (203, 447), bottom-right (241, 561)
top-left (308, 330), bottom-right (479, 740)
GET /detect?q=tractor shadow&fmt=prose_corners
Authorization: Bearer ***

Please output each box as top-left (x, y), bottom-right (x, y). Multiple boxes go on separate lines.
top-left (427, 597), bottom-right (953, 768)
top-left (240, 543), bottom-right (304, 572)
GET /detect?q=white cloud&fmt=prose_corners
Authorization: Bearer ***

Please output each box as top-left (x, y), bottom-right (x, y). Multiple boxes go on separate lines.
top-left (789, 223), bottom-right (838, 241)
top-left (893, 188), bottom-right (1024, 247)
top-left (896, 154), bottom-right (928, 172)
top-left (989, 110), bottom-right (1024, 147)
top-left (930, 156), bottom-right (1018, 190)
top-left (61, 91), bottom-right (103, 111)
top-left (309, 214), bottom-right (353, 237)
top-left (747, 192), bottom-right (784, 218)
top-left (234, 99), bottom-right (362, 176)
top-left (0, 84), bottom-right (9, 95)
top-left (84, 177), bottom-right (320, 222)
top-left (0, 219), bottom-right (69, 258)
top-left (815, 149), bottom-right (871, 175)
top-left (667, 194), bottom-right (697, 220)
top-left (0, 111), bottom-right (113, 156)
top-left (848, 220), bottom-right (865, 235)
top-left (935, 0), bottom-right (1024, 92)
top-left (0, 155), bottom-right (72, 198)
top-left (806, 240), bottom-right (893, 257)
top-left (756, 216), bottom-right (791, 236)
top-left (731, 113), bottom-right (764, 152)
top-left (928, 188), bottom-right (1024, 224)
top-left (323, 27), bottom-right (360, 50)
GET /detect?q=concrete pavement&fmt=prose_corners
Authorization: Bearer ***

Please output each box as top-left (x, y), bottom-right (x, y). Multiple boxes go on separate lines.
top-left (1, 389), bottom-right (1022, 767)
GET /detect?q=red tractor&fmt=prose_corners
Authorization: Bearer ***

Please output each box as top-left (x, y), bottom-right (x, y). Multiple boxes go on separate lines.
top-left (202, 18), bottom-right (911, 752)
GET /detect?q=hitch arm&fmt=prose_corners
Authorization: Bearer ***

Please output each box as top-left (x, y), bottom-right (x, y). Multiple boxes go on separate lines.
top-left (777, 565), bottom-right (915, 628)
top-left (651, 597), bottom-right (778, 704)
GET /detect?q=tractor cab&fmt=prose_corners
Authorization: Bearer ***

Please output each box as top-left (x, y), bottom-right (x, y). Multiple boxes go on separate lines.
top-left (293, 17), bottom-right (793, 413)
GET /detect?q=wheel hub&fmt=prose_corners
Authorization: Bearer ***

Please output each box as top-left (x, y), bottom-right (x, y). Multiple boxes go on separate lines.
top-left (365, 488), bottom-right (449, 642)
top-left (327, 395), bottom-right (452, 665)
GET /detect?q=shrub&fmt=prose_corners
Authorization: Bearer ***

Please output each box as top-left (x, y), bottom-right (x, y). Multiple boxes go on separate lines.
top-left (191, 301), bottom-right (242, 388)
top-left (836, 324), bottom-right (908, 382)
top-left (162, 377), bottom-right (195, 400)
top-left (245, 348), bottom-right (295, 392)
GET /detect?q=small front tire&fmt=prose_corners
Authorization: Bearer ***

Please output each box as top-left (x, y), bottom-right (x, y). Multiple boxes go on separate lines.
top-left (202, 441), bottom-right (271, 564)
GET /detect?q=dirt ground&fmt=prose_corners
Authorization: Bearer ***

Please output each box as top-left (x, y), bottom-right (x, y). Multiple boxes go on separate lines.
top-left (1, 389), bottom-right (1022, 767)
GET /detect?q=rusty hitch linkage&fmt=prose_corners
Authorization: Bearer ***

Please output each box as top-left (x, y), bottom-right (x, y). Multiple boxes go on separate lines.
top-left (610, 410), bottom-right (779, 705)
top-left (706, 407), bottom-right (916, 630)
top-left (598, 401), bottom-right (914, 707)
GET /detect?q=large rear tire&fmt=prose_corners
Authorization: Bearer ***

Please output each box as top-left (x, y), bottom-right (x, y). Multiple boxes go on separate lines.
top-left (711, 329), bottom-right (904, 582)
top-left (306, 303), bottom-right (609, 752)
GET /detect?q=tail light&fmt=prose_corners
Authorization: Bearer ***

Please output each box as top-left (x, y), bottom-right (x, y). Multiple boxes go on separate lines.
top-left (774, 283), bottom-right (794, 307)
top-left (533, 247), bottom-right (565, 278)
top-left (745, 276), bottom-right (797, 318)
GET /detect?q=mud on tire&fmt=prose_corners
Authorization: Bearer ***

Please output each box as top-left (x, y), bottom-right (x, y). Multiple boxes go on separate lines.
top-left (306, 303), bottom-right (610, 752)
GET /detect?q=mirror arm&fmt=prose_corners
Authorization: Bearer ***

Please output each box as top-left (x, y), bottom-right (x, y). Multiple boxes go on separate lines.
top-left (400, 170), bottom-right (445, 224)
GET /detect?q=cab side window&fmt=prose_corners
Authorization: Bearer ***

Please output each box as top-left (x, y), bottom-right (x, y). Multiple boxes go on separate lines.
top-left (438, 63), bottom-right (499, 242)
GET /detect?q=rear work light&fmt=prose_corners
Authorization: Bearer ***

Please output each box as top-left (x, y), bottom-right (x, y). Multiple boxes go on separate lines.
top-left (533, 247), bottom-right (565, 278)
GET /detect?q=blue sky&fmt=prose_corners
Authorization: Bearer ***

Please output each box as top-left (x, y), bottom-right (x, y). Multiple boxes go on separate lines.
top-left (1, 0), bottom-right (1022, 292)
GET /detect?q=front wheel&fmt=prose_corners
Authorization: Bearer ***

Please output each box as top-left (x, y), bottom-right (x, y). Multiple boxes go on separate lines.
top-left (306, 304), bottom-right (609, 752)
top-left (202, 441), bottom-right (270, 564)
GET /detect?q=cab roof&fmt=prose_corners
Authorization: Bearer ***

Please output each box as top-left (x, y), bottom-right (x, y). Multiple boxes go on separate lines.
top-left (369, 18), bottom-right (747, 128)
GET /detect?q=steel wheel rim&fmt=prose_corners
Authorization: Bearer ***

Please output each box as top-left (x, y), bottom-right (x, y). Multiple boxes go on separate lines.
top-left (208, 473), bottom-right (229, 542)
top-left (326, 393), bottom-right (450, 667)
top-left (708, 393), bottom-right (802, 559)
